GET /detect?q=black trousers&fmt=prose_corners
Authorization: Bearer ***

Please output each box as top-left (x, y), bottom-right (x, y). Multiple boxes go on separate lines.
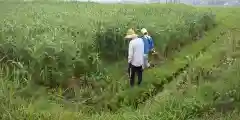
top-left (128, 63), bottom-right (143, 87)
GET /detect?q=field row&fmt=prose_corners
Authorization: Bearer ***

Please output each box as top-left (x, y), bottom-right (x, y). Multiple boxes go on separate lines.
top-left (69, 24), bottom-right (224, 113)
top-left (84, 24), bottom-right (240, 120)
top-left (1, 2), bottom-right (240, 120)
top-left (132, 27), bottom-right (238, 120)
top-left (0, 3), bottom-right (216, 89)
top-left (1, 49), bottom-right (238, 120)
top-left (0, 2), bottom-right (219, 114)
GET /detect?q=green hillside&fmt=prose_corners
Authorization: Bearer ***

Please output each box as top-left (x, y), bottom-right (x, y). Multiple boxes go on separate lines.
top-left (0, 1), bottom-right (240, 120)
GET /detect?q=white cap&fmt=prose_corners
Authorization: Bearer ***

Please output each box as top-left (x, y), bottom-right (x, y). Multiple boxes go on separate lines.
top-left (141, 28), bottom-right (148, 34)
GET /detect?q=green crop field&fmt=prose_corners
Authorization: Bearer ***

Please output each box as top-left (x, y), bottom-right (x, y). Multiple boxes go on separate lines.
top-left (0, 1), bottom-right (240, 120)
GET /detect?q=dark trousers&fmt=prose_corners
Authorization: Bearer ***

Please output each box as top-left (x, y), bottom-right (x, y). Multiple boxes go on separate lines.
top-left (128, 63), bottom-right (143, 87)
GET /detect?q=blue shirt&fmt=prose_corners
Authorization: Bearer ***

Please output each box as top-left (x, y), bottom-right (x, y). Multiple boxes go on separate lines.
top-left (141, 35), bottom-right (154, 54)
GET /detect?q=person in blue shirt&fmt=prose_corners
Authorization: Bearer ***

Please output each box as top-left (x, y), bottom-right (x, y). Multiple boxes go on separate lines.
top-left (141, 28), bottom-right (155, 69)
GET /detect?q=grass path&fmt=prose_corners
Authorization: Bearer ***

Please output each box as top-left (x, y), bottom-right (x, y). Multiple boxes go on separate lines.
top-left (77, 7), bottom-right (239, 112)
top-left (87, 19), bottom-right (240, 120)
top-left (103, 22), bottom-right (224, 112)
top-left (83, 8), bottom-right (240, 119)
top-left (135, 11), bottom-right (240, 119)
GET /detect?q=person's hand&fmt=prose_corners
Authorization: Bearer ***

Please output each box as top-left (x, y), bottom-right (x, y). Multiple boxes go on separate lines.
top-left (151, 48), bottom-right (156, 53)
top-left (151, 48), bottom-right (157, 55)
top-left (141, 65), bottom-right (145, 71)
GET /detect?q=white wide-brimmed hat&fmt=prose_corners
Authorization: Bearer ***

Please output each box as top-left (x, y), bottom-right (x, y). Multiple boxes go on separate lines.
top-left (124, 28), bottom-right (138, 39)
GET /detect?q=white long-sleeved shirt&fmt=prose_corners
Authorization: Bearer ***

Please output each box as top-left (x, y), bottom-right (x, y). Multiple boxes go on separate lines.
top-left (128, 37), bottom-right (144, 67)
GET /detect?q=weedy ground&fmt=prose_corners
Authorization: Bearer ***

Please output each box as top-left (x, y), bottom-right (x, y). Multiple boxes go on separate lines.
top-left (0, 1), bottom-right (240, 120)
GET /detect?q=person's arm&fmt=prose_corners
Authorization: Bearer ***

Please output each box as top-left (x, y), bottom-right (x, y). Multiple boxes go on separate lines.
top-left (149, 37), bottom-right (154, 50)
top-left (128, 41), bottom-right (134, 63)
top-left (142, 41), bottom-right (145, 69)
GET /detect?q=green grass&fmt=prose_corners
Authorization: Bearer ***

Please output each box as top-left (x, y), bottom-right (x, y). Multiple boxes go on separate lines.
top-left (1, 1), bottom-right (240, 120)
top-left (0, 1), bottom-right (217, 113)
top-left (0, 1), bottom-right (216, 86)
top-left (104, 24), bottom-right (224, 112)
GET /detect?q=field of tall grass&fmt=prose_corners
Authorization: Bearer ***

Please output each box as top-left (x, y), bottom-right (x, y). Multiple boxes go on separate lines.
top-left (1, 1), bottom-right (240, 120)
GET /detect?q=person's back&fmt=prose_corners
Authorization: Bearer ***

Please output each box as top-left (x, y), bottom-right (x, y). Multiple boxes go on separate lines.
top-left (142, 35), bottom-right (154, 54)
top-left (141, 28), bottom-right (155, 69)
top-left (129, 37), bottom-right (144, 67)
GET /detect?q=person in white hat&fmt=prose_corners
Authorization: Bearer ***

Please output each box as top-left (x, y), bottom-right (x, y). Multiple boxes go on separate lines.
top-left (125, 28), bottom-right (144, 87)
top-left (141, 28), bottom-right (155, 69)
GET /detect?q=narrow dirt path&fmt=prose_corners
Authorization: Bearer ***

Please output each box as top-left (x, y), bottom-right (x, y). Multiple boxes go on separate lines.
top-left (104, 24), bottom-right (226, 112)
